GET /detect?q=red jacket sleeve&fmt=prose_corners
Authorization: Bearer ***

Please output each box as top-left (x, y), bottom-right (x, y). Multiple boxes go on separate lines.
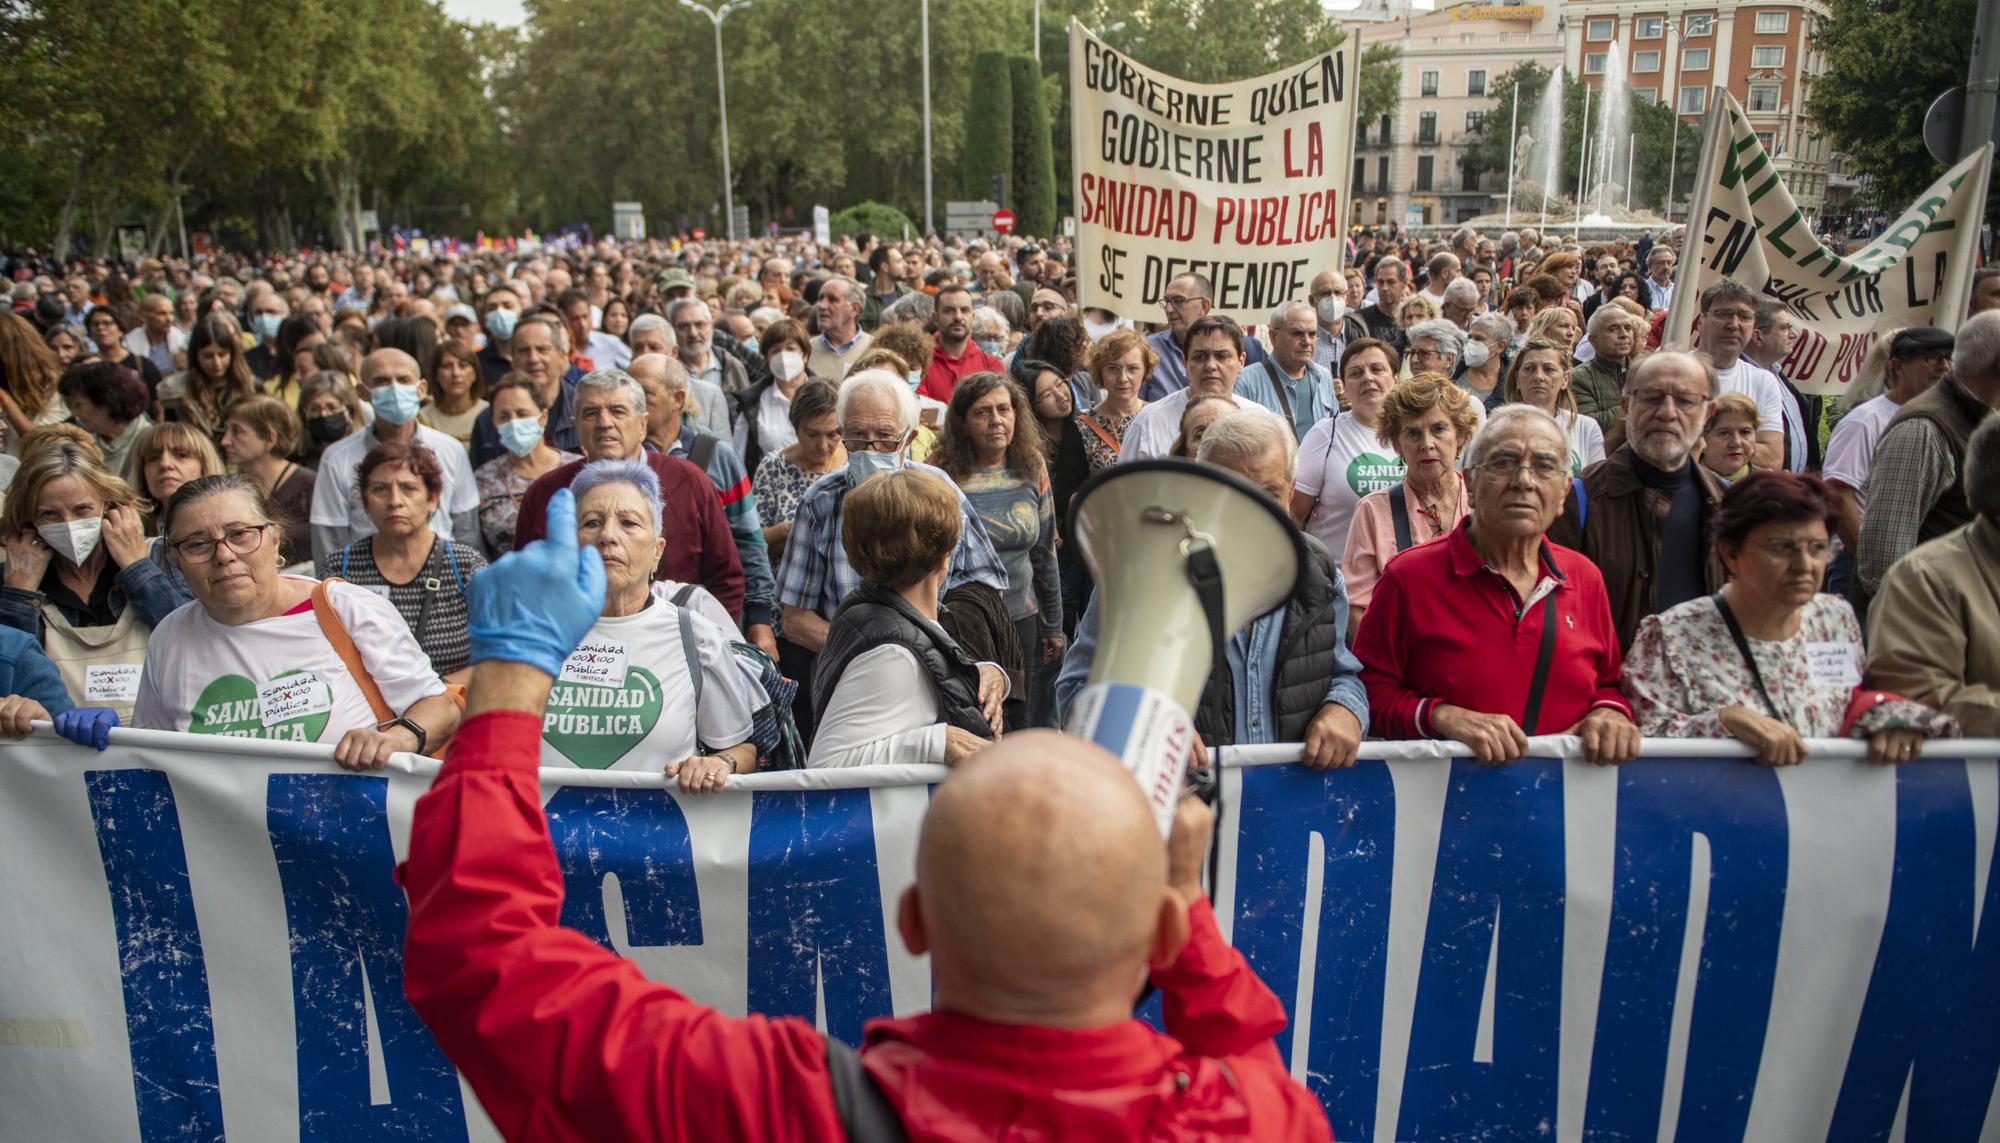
top-left (512, 477), bottom-right (553, 551)
top-left (399, 712), bottom-right (842, 1143)
top-left (1353, 561), bottom-right (1431, 739)
top-left (1154, 898), bottom-right (1289, 1067)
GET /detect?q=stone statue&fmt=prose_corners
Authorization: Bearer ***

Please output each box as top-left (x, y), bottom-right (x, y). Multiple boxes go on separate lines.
top-left (1513, 127), bottom-right (1538, 184)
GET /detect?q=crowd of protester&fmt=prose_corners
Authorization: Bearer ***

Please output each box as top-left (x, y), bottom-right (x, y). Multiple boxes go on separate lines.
top-left (0, 218), bottom-right (1995, 775)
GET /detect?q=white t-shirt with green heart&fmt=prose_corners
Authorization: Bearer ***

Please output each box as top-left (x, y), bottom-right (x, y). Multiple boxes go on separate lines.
top-left (539, 601), bottom-right (761, 771)
top-left (132, 577), bottom-right (446, 743)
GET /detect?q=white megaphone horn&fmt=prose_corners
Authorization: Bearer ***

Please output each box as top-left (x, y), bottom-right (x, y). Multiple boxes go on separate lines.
top-left (1064, 458), bottom-right (1305, 834)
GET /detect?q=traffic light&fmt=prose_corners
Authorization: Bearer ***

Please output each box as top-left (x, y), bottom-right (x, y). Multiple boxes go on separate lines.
top-left (990, 173), bottom-right (1009, 209)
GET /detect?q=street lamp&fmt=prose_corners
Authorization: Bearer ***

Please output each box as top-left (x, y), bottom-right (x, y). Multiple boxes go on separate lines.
top-left (1663, 17), bottom-right (1680, 221)
top-left (679, 0), bottom-right (748, 241)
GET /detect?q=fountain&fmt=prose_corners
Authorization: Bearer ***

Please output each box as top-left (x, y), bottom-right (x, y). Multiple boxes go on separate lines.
top-left (1467, 58), bottom-right (1671, 238)
top-left (1521, 64), bottom-right (1565, 228)
top-left (1584, 42), bottom-right (1629, 226)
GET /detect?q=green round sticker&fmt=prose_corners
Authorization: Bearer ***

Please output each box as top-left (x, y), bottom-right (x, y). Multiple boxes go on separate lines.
top-left (1346, 452), bottom-right (1405, 497)
top-left (542, 666), bottom-right (665, 769)
top-left (189, 670), bottom-right (331, 743)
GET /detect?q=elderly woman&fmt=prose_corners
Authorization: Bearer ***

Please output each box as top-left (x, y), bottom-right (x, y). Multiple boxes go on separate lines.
top-left (1355, 405), bottom-right (1640, 764)
top-left (732, 317), bottom-right (814, 473)
top-left (809, 469), bottom-right (1006, 767)
top-left (1403, 318), bottom-right (1465, 381)
top-left (934, 371), bottom-right (1061, 728)
top-left (1077, 328), bottom-right (1152, 471)
top-left (1293, 339), bottom-right (1405, 559)
top-left (296, 370), bottom-right (367, 467)
top-left (131, 474), bottom-right (458, 765)
top-left (1625, 473), bottom-right (1955, 763)
top-left (475, 373), bottom-right (580, 555)
top-left (1342, 375), bottom-right (1481, 625)
top-left (547, 460), bottom-right (764, 789)
top-left (969, 305), bottom-right (1013, 360)
top-left (1526, 306), bottom-right (1581, 356)
top-left (750, 378), bottom-right (844, 566)
top-left (1456, 312), bottom-right (1515, 411)
top-left (58, 360), bottom-right (154, 478)
top-left (1699, 392), bottom-right (1761, 483)
top-left (0, 444), bottom-right (192, 716)
top-left (1169, 393), bottom-right (1235, 459)
top-left (318, 440), bottom-right (488, 679)
top-left (1397, 292), bottom-right (1442, 334)
top-left (1505, 338), bottom-right (1606, 474)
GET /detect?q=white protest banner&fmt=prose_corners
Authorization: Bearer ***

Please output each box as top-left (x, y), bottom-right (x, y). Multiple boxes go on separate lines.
top-left (1662, 90), bottom-right (1993, 396)
top-left (5, 728), bottom-right (2000, 1141)
top-left (1069, 19), bottom-right (1358, 325)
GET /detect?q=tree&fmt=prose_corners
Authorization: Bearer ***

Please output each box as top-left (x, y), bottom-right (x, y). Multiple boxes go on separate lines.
top-left (961, 52), bottom-right (1014, 201)
top-left (1809, 0), bottom-right (1983, 209)
top-left (1359, 44), bottom-right (1401, 127)
top-left (831, 201), bottom-right (916, 240)
top-left (1008, 55), bottom-right (1059, 238)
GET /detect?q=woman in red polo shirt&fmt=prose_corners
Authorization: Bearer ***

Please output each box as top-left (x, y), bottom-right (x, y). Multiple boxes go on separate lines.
top-left (1354, 405), bottom-right (1641, 764)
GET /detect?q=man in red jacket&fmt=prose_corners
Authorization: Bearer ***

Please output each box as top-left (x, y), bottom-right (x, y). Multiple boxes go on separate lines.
top-left (402, 487), bottom-right (1333, 1142)
top-left (511, 368), bottom-right (746, 619)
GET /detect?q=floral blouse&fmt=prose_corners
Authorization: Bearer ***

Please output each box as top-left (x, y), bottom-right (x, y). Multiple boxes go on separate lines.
top-left (476, 451), bottom-right (580, 556)
top-left (754, 451), bottom-right (833, 528)
top-left (1623, 593), bottom-right (1956, 739)
top-left (1075, 408), bottom-right (1140, 472)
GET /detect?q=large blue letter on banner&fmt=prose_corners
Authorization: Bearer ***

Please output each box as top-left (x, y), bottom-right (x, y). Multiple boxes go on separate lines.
top-left (1231, 761), bottom-right (1395, 1141)
top-left (85, 769), bottom-right (226, 1143)
top-left (1586, 758), bottom-right (1788, 1139)
top-left (746, 789), bottom-right (891, 1045)
top-left (1401, 759), bottom-right (1565, 1140)
top-left (267, 774), bottom-right (465, 1140)
top-left (545, 786), bottom-right (703, 951)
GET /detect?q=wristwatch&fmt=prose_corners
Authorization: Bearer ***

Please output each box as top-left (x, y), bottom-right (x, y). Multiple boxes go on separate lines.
top-left (375, 716), bottom-right (428, 755)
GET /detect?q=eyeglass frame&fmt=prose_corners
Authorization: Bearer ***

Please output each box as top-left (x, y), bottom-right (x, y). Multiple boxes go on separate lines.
top-left (169, 522), bottom-right (275, 564)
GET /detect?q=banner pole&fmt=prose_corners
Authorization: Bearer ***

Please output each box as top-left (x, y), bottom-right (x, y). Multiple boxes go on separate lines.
top-left (1936, 143), bottom-right (1995, 331)
top-left (1658, 89), bottom-right (1730, 350)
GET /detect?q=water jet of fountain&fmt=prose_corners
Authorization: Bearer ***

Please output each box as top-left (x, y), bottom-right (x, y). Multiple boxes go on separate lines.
top-left (1529, 63), bottom-right (1564, 230)
top-left (1592, 41), bottom-right (1629, 223)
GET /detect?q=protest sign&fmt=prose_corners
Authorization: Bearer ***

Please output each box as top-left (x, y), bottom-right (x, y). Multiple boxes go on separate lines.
top-left (1068, 19), bottom-right (1358, 325)
top-left (4, 729), bottom-right (1998, 1141)
top-left (1662, 90), bottom-right (1993, 396)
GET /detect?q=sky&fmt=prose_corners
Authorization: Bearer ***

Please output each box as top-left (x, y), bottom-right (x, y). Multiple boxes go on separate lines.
top-left (438, 0), bottom-right (1437, 30)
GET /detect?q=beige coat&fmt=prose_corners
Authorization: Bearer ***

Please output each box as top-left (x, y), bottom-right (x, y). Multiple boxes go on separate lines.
top-left (1867, 517), bottom-right (2000, 735)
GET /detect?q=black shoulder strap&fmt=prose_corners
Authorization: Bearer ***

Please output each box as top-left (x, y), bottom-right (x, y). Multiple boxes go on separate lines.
top-left (1388, 484), bottom-right (1413, 552)
top-left (1519, 593), bottom-right (1560, 735)
top-left (1712, 592), bottom-right (1782, 720)
top-left (671, 582), bottom-right (698, 607)
top-left (825, 1036), bottom-right (910, 1143)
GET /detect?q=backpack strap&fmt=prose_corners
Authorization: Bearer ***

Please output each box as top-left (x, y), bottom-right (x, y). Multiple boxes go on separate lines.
top-left (675, 602), bottom-right (702, 710)
top-left (1572, 476), bottom-right (1589, 530)
top-left (310, 578), bottom-right (394, 724)
top-left (671, 582), bottom-right (698, 608)
top-left (1388, 483), bottom-right (1413, 552)
top-left (824, 1036), bottom-right (910, 1143)
top-left (441, 538), bottom-right (465, 591)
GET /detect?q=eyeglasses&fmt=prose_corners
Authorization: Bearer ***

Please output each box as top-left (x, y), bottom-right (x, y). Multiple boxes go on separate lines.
top-left (1476, 456), bottom-right (1567, 482)
top-left (1755, 539), bottom-right (1834, 561)
top-left (171, 523), bottom-right (273, 564)
top-left (1631, 389), bottom-right (1709, 411)
top-left (1161, 295), bottom-right (1196, 309)
top-left (841, 435), bottom-right (905, 453)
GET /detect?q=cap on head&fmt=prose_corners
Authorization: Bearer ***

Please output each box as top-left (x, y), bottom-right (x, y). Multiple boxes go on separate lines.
top-left (1889, 326), bottom-right (1954, 359)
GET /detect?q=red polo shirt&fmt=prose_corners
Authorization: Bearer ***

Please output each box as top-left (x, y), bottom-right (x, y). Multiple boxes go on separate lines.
top-left (919, 340), bottom-right (1006, 402)
top-left (1354, 520), bottom-right (1631, 740)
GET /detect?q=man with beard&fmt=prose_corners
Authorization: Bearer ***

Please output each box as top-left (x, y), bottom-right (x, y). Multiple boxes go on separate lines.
top-left (919, 285), bottom-right (1005, 402)
top-left (1140, 272), bottom-right (1268, 401)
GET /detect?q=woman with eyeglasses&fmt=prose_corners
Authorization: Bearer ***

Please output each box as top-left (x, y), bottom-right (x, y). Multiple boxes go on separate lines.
top-left (1622, 473), bottom-right (1956, 765)
top-left (130, 473), bottom-right (459, 768)
top-left (1504, 338), bottom-right (1605, 475)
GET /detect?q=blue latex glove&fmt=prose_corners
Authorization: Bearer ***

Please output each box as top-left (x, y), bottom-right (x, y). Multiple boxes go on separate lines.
top-left (54, 706), bottom-right (119, 751)
top-left (466, 486), bottom-right (606, 677)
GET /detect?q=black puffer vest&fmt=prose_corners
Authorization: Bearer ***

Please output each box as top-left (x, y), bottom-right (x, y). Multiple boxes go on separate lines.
top-left (1192, 534), bottom-right (1343, 745)
top-left (813, 584), bottom-right (990, 734)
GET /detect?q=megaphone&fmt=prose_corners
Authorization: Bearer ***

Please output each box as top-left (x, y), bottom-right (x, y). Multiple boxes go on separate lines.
top-left (1064, 458), bottom-right (1305, 833)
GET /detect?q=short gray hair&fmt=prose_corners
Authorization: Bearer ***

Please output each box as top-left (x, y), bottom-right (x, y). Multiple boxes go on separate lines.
top-left (1467, 312), bottom-right (1514, 345)
top-left (969, 306), bottom-right (1011, 339)
top-left (884, 291), bottom-right (935, 326)
top-left (1465, 404), bottom-right (1568, 471)
top-left (628, 313), bottom-right (670, 341)
top-left (1968, 417), bottom-right (2000, 519)
top-left (1405, 318), bottom-right (1465, 362)
top-left (570, 457), bottom-right (664, 533)
top-left (823, 275), bottom-right (865, 306)
top-left (1270, 300), bottom-right (1315, 329)
top-left (1586, 303), bottom-right (1631, 336)
top-left (1954, 310), bottom-right (2000, 380)
top-left (1374, 255), bottom-right (1408, 282)
top-left (1442, 278), bottom-right (1481, 309)
top-left (575, 367), bottom-right (647, 415)
top-left (1197, 407), bottom-right (1297, 482)
top-left (666, 297), bottom-right (712, 327)
top-left (836, 368), bottom-right (919, 435)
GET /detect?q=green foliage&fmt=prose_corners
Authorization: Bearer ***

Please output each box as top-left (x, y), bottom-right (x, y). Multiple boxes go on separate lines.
top-left (1808, 0), bottom-right (1983, 210)
top-left (962, 53), bottom-right (1015, 201)
top-left (1458, 65), bottom-right (1699, 215)
top-left (1359, 44), bottom-right (1402, 126)
top-left (1008, 56), bottom-right (1059, 238)
top-left (830, 201), bottom-right (917, 241)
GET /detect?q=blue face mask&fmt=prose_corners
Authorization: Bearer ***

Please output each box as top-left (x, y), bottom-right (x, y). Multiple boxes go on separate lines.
top-left (740, 336), bottom-right (759, 357)
top-left (370, 382), bottom-right (422, 426)
top-left (497, 415), bottom-right (543, 457)
top-left (251, 313), bottom-right (283, 342)
top-left (974, 337), bottom-right (1002, 357)
top-left (846, 446), bottom-right (903, 485)
top-left (485, 308), bottom-right (518, 344)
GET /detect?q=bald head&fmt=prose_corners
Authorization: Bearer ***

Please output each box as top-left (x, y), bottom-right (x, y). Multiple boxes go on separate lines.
top-left (903, 731), bottom-right (1183, 1026)
top-left (360, 347), bottom-right (422, 390)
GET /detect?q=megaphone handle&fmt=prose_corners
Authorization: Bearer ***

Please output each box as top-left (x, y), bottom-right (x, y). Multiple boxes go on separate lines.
top-left (1181, 536), bottom-right (1228, 895)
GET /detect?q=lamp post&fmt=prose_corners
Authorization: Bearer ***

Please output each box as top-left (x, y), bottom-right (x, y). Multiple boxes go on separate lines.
top-left (679, 0), bottom-right (749, 241)
top-left (923, 0), bottom-right (933, 236)
top-left (1662, 17), bottom-right (1680, 221)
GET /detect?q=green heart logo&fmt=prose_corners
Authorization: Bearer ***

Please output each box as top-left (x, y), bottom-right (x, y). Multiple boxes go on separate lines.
top-left (189, 671), bottom-right (331, 743)
top-left (542, 666), bottom-right (664, 769)
top-left (1346, 451), bottom-right (1405, 497)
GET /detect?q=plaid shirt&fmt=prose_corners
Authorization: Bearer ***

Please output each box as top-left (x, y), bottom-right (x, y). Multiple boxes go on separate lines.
top-left (1857, 417), bottom-right (1957, 593)
top-left (774, 461), bottom-right (1007, 627)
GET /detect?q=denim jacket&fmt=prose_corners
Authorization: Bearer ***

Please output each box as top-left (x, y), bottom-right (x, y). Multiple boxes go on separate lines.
top-left (0, 539), bottom-right (193, 641)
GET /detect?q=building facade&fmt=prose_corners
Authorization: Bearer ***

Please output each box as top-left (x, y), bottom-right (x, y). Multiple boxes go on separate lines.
top-left (1353, 2), bottom-right (1567, 228)
top-left (1559, 0), bottom-right (1835, 218)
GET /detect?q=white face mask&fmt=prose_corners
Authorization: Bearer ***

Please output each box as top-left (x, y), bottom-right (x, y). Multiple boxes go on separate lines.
top-left (1461, 339), bottom-right (1491, 368)
top-left (772, 350), bottom-right (806, 382)
top-left (1316, 295), bottom-right (1345, 325)
top-left (38, 517), bottom-right (102, 565)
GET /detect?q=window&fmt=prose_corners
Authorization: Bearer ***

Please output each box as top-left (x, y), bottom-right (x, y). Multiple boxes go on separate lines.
top-left (1466, 109), bottom-right (1488, 132)
top-left (1587, 17), bottom-right (1614, 40)
top-left (1634, 87), bottom-right (1658, 104)
top-left (1633, 50), bottom-right (1661, 72)
top-left (1756, 131), bottom-right (1776, 151)
top-left (1679, 86), bottom-right (1707, 114)
top-left (1377, 155), bottom-right (1390, 190)
top-left (1417, 155), bottom-right (1435, 192)
top-left (1354, 156), bottom-right (1367, 190)
top-left (1748, 83), bottom-right (1782, 111)
top-left (1636, 16), bottom-right (1664, 38)
top-left (1585, 53), bottom-right (1607, 75)
top-left (1754, 11), bottom-right (1789, 33)
top-left (1467, 69), bottom-right (1487, 96)
top-left (1418, 111), bottom-right (1438, 144)
top-left (1686, 14), bottom-right (1714, 36)
top-left (1356, 121), bottom-right (1367, 146)
top-left (1421, 70), bottom-right (1439, 97)
top-left (1462, 163), bottom-right (1482, 192)
top-left (1379, 113), bottom-right (1392, 139)
top-left (1683, 47), bottom-right (1711, 70)
top-left (1752, 46), bottom-right (1786, 68)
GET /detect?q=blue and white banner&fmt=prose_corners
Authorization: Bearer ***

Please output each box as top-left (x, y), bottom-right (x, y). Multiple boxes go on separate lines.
top-left (2, 728), bottom-right (1998, 1142)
